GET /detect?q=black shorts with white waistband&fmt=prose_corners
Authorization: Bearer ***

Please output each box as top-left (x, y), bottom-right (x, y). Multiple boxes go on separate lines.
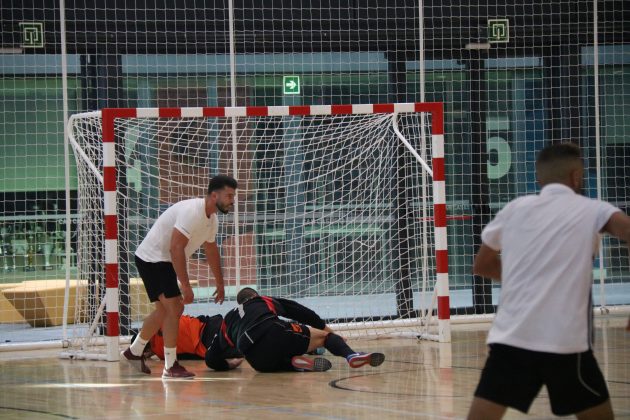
top-left (474, 343), bottom-right (610, 415)
top-left (134, 255), bottom-right (181, 302)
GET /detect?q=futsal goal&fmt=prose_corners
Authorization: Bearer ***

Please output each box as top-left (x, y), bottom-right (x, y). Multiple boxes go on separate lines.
top-left (64, 102), bottom-right (448, 361)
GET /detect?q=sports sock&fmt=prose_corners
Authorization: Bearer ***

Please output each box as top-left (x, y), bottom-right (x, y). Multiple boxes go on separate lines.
top-left (129, 335), bottom-right (149, 357)
top-left (164, 347), bottom-right (177, 370)
top-left (323, 333), bottom-right (354, 358)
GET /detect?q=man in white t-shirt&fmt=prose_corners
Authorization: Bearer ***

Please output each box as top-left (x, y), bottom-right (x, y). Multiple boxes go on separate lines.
top-left (121, 174), bottom-right (238, 379)
top-left (467, 143), bottom-right (630, 420)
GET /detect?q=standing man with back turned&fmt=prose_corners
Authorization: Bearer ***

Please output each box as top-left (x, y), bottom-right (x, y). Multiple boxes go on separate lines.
top-left (468, 143), bottom-right (630, 419)
top-left (121, 174), bottom-right (238, 379)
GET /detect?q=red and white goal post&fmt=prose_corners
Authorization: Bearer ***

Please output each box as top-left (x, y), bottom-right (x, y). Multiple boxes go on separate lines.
top-left (64, 102), bottom-right (449, 361)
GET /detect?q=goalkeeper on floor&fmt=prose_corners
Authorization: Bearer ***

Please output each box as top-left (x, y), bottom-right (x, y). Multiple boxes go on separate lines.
top-left (205, 287), bottom-right (385, 372)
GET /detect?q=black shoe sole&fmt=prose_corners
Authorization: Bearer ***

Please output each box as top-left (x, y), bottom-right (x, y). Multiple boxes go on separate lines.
top-left (369, 353), bottom-right (385, 367)
top-left (292, 356), bottom-right (332, 372)
top-left (313, 357), bottom-right (333, 372)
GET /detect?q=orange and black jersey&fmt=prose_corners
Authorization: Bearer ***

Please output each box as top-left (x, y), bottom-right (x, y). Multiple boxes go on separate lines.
top-left (146, 314), bottom-right (242, 360)
top-left (205, 296), bottom-right (326, 371)
top-left (149, 314), bottom-right (211, 360)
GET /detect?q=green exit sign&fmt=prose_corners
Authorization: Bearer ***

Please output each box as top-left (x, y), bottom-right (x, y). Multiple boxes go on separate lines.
top-left (19, 22), bottom-right (44, 48)
top-left (488, 19), bottom-right (509, 44)
top-left (283, 75), bottom-right (301, 95)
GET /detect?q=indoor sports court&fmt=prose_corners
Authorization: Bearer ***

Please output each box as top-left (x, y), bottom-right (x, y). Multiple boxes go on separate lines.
top-left (0, 317), bottom-right (627, 418)
top-left (1, 1), bottom-right (629, 418)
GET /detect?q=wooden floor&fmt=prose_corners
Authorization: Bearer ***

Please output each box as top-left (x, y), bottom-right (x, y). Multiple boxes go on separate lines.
top-left (0, 315), bottom-right (628, 419)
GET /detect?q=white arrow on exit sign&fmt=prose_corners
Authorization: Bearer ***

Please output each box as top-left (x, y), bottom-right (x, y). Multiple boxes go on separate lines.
top-left (283, 75), bottom-right (301, 95)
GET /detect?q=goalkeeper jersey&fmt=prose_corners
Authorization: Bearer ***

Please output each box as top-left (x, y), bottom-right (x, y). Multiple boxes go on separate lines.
top-left (206, 296), bottom-right (326, 370)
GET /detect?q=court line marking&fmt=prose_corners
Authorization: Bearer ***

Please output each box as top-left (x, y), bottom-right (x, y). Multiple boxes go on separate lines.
top-left (0, 406), bottom-right (78, 419)
top-left (340, 402), bottom-right (458, 419)
top-left (329, 369), bottom-right (468, 398)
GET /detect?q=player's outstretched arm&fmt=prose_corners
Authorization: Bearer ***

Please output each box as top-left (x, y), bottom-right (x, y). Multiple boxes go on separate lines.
top-left (603, 212), bottom-right (630, 334)
top-left (603, 211), bottom-right (630, 246)
top-left (274, 297), bottom-right (326, 329)
top-left (205, 334), bottom-right (230, 371)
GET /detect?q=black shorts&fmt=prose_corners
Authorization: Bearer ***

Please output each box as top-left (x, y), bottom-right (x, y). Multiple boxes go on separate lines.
top-left (244, 320), bottom-right (311, 372)
top-left (475, 343), bottom-right (610, 415)
top-left (134, 255), bottom-right (181, 302)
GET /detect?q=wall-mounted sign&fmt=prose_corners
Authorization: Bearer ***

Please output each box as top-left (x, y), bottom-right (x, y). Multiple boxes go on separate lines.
top-left (488, 19), bottom-right (509, 44)
top-left (19, 22), bottom-right (45, 48)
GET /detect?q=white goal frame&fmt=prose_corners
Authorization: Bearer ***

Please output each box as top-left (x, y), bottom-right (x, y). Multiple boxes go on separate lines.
top-left (65, 102), bottom-right (449, 361)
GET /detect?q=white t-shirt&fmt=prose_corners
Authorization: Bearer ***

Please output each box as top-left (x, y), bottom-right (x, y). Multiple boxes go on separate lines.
top-left (135, 198), bottom-right (218, 263)
top-left (482, 183), bottom-right (620, 353)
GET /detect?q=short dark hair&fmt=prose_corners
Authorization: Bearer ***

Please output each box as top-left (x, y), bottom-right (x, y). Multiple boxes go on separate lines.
top-left (535, 142), bottom-right (583, 185)
top-left (536, 142), bottom-right (581, 165)
top-left (236, 287), bottom-right (259, 304)
top-left (207, 175), bottom-right (238, 195)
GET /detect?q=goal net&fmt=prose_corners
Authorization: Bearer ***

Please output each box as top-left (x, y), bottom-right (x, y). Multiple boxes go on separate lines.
top-left (65, 103), bottom-right (447, 361)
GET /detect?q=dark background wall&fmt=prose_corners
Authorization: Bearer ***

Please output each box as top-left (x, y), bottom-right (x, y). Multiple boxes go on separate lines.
top-left (2, 1), bottom-right (628, 56)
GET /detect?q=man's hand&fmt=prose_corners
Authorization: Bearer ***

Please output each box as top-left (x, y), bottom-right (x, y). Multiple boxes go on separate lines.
top-left (181, 284), bottom-right (194, 304)
top-left (204, 241), bottom-right (227, 304)
top-left (213, 284), bottom-right (225, 304)
top-left (226, 358), bottom-right (244, 370)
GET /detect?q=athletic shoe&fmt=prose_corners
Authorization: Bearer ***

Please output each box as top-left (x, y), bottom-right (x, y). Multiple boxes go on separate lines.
top-left (121, 348), bottom-right (151, 374)
top-left (162, 361), bottom-right (195, 379)
top-left (346, 352), bottom-right (385, 368)
top-left (291, 355), bottom-right (332, 372)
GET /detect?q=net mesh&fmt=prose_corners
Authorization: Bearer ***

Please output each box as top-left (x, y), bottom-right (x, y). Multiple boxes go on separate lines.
top-left (67, 107), bottom-right (443, 355)
top-left (0, 1), bottom-right (627, 349)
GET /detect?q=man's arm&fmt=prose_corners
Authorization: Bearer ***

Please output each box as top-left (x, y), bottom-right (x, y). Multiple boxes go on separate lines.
top-left (205, 333), bottom-right (230, 371)
top-left (274, 297), bottom-right (326, 329)
top-left (473, 244), bottom-right (502, 282)
top-left (602, 211), bottom-right (630, 334)
top-left (170, 228), bottom-right (194, 304)
top-left (602, 211), bottom-right (630, 245)
top-left (203, 241), bottom-right (225, 304)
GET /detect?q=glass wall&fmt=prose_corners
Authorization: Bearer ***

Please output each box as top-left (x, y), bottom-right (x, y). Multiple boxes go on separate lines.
top-left (1, 48), bottom-right (629, 309)
top-left (0, 76), bottom-right (81, 280)
top-left (0, 78), bottom-right (80, 192)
